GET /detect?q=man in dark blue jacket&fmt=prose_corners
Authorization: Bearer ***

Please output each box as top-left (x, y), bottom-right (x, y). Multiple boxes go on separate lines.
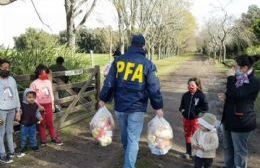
top-left (99, 34), bottom-right (164, 168)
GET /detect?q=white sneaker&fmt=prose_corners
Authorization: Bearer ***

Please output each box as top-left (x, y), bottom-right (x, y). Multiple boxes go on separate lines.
top-left (0, 155), bottom-right (14, 164)
top-left (16, 152), bottom-right (26, 158)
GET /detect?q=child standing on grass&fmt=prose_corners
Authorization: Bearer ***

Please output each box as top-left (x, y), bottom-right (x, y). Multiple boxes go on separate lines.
top-left (191, 113), bottom-right (219, 168)
top-left (30, 64), bottom-right (63, 146)
top-left (179, 77), bottom-right (209, 160)
top-left (0, 59), bottom-right (24, 164)
top-left (18, 88), bottom-right (42, 153)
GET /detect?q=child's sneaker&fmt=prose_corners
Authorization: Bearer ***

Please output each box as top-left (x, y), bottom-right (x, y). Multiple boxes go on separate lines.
top-left (32, 146), bottom-right (39, 151)
top-left (9, 152), bottom-right (25, 158)
top-left (41, 142), bottom-right (47, 147)
top-left (183, 153), bottom-right (192, 160)
top-left (16, 152), bottom-right (26, 158)
top-left (0, 155), bottom-right (13, 164)
top-left (51, 138), bottom-right (63, 146)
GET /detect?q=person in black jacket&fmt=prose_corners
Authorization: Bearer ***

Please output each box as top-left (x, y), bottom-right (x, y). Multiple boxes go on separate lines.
top-left (221, 55), bottom-right (260, 168)
top-left (179, 77), bottom-right (209, 160)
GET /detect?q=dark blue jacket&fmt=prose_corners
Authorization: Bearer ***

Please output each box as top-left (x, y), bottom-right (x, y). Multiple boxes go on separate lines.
top-left (100, 46), bottom-right (163, 113)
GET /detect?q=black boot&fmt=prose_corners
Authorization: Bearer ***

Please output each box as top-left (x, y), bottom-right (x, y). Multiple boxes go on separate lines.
top-left (186, 143), bottom-right (192, 156)
top-left (183, 143), bottom-right (192, 160)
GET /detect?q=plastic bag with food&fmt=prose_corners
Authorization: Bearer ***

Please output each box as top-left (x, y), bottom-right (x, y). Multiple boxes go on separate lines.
top-left (216, 120), bottom-right (224, 147)
top-left (90, 106), bottom-right (115, 146)
top-left (147, 116), bottom-right (173, 155)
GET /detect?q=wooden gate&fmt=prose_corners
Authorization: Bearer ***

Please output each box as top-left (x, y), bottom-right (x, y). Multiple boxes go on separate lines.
top-left (14, 66), bottom-right (100, 129)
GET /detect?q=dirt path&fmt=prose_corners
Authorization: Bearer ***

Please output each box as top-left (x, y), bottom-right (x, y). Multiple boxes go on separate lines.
top-left (2, 56), bottom-right (259, 168)
top-left (139, 55), bottom-right (260, 168)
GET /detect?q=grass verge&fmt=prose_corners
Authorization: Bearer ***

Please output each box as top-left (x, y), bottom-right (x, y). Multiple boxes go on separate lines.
top-left (154, 54), bottom-right (194, 76)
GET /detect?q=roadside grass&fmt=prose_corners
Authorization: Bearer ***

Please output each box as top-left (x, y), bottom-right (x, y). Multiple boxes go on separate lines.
top-left (154, 54), bottom-right (194, 76)
top-left (87, 54), bottom-right (111, 67)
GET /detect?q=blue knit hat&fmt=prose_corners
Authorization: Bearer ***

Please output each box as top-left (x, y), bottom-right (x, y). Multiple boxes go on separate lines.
top-left (131, 34), bottom-right (145, 47)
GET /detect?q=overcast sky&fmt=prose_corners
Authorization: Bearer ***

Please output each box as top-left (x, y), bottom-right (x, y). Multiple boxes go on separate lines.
top-left (0, 0), bottom-right (260, 47)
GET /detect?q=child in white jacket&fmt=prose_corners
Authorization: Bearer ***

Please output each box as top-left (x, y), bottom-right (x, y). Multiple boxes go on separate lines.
top-left (191, 113), bottom-right (219, 168)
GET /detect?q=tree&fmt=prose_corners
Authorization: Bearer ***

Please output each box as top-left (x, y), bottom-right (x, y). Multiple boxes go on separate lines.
top-left (65, 0), bottom-right (98, 50)
top-left (59, 27), bottom-right (119, 53)
top-left (14, 28), bottom-right (59, 51)
top-left (0, 0), bottom-right (17, 5)
top-left (241, 5), bottom-right (260, 27)
top-left (253, 19), bottom-right (260, 41)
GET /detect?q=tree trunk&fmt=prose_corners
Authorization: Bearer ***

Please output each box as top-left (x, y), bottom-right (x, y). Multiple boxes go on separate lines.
top-left (118, 11), bottom-right (125, 54)
top-left (219, 45), bottom-right (222, 62)
top-left (223, 43), bottom-right (226, 62)
top-left (158, 44), bottom-right (161, 60)
top-left (65, 0), bottom-right (76, 50)
top-left (214, 50), bottom-right (217, 60)
top-left (109, 29), bottom-right (113, 62)
top-left (176, 46), bottom-right (180, 56)
top-left (151, 45), bottom-right (155, 61)
top-left (67, 26), bottom-right (76, 50)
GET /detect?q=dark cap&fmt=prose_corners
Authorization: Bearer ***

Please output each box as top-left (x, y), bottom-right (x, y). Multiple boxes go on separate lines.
top-left (131, 34), bottom-right (145, 47)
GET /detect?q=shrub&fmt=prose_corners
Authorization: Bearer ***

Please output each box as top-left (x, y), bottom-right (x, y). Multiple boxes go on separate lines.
top-left (14, 28), bottom-right (59, 51)
top-left (0, 46), bottom-right (90, 75)
top-left (245, 45), bottom-right (260, 70)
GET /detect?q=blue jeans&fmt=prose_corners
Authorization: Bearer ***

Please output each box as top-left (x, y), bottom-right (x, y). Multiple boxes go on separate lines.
top-left (115, 111), bottom-right (145, 168)
top-left (20, 124), bottom-right (37, 148)
top-left (0, 109), bottom-right (15, 157)
top-left (223, 130), bottom-right (251, 168)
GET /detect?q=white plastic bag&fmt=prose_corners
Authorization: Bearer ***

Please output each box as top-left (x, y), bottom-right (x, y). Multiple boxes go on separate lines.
top-left (103, 63), bottom-right (112, 77)
top-left (147, 116), bottom-right (173, 155)
top-left (216, 120), bottom-right (224, 147)
top-left (90, 106), bottom-right (115, 146)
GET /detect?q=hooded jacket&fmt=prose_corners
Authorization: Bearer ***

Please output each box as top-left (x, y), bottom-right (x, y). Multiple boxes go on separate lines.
top-left (30, 78), bottom-right (54, 105)
top-left (179, 91), bottom-right (209, 120)
top-left (191, 129), bottom-right (219, 158)
top-left (0, 76), bottom-right (20, 111)
top-left (20, 88), bottom-right (41, 126)
top-left (100, 46), bottom-right (163, 113)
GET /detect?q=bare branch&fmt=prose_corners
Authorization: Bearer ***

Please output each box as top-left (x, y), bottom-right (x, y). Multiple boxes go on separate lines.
top-left (0, 0), bottom-right (17, 5)
top-left (76, 0), bottom-right (98, 30)
top-left (30, 0), bottom-right (52, 31)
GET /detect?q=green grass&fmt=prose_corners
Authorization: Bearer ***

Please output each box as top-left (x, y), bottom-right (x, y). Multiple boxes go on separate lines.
top-left (86, 53), bottom-right (111, 67)
top-left (154, 54), bottom-right (193, 76)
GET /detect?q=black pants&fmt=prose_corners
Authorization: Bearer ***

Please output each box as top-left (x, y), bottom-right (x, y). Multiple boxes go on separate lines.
top-left (194, 156), bottom-right (213, 168)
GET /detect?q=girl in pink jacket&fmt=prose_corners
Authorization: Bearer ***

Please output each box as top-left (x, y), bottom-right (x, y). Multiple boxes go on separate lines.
top-left (30, 64), bottom-right (62, 146)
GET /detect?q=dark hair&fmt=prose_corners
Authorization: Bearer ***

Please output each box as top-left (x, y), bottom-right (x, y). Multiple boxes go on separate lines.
top-left (236, 55), bottom-right (260, 68)
top-left (0, 59), bottom-right (10, 66)
top-left (26, 91), bottom-right (36, 97)
top-left (56, 56), bottom-right (64, 64)
top-left (188, 77), bottom-right (203, 91)
top-left (113, 49), bottom-right (121, 57)
top-left (35, 64), bottom-right (49, 78)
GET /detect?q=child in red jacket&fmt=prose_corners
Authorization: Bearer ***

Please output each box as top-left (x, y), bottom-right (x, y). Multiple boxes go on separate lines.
top-left (30, 64), bottom-right (63, 146)
top-left (179, 78), bottom-right (209, 159)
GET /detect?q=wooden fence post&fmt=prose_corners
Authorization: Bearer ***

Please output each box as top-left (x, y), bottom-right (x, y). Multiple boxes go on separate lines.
top-left (95, 65), bottom-right (101, 110)
top-left (90, 50), bottom-right (94, 67)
